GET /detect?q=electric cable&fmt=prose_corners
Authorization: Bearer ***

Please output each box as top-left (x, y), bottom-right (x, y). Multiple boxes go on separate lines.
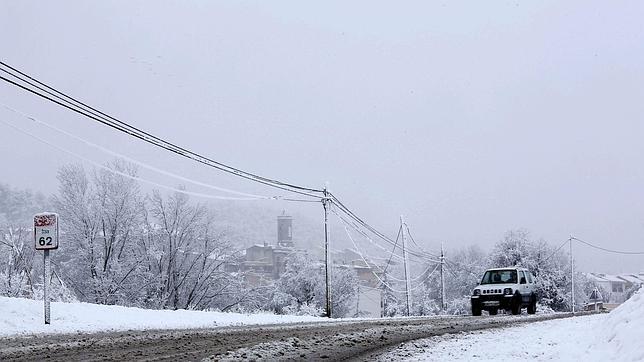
top-left (330, 195), bottom-right (439, 261)
top-left (332, 207), bottom-right (406, 262)
top-left (339, 219), bottom-right (407, 294)
top-left (0, 115), bottom-right (272, 201)
top-left (0, 102), bottom-right (281, 200)
top-left (0, 63), bottom-right (322, 194)
top-left (572, 237), bottom-right (644, 255)
top-left (334, 207), bottom-right (440, 290)
top-left (383, 225), bottom-right (402, 274)
top-left (0, 62), bottom-right (323, 198)
top-left (404, 224), bottom-right (439, 259)
top-left (541, 239), bottom-right (570, 263)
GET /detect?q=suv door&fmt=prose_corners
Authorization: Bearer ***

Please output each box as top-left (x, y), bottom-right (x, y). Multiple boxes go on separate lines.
top-left (526, 271), bottom-right (536, 296)
top-left (519, 270), bottom-right (530, 302)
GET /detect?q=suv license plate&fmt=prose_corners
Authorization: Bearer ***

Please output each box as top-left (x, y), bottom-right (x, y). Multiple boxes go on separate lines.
top-left (483, 301), bottom-right (500, 306)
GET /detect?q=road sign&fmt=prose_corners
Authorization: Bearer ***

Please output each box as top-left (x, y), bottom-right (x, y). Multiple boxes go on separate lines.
top-left (34, 213), bottom-right (58, 250)
top-left (34, 212), bottom-right (59, 325)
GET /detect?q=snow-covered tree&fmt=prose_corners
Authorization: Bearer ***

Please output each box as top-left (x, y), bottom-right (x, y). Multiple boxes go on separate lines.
top-left (411, 281), bottom-right (440, 316)
top-left (54, 162), bottom-right (147, 305)
top-left (271, 252), bottom-right (322, 315)
top-left (270, 253), bottom-right (358, 318)
top-left (326, 266), bottom-right (359, 318)
top-left (0, 183), bottom-right (72, 300)
top-left (144, 190), bottom-right (244, 310)
top-left (410, 245), bottom-right (486, 316)
top-left (0, 184), bottom-right (42, 297)
top-left (381, 273), bottom-right (403, 317)
top-left (487, 229), bottom-right (584, 311)
top-left (0, 225), bottom-right (36, 297)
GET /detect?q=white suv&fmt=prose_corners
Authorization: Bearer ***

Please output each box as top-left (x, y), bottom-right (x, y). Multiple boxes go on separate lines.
top-left (470, 267), bottom-right (538, 316)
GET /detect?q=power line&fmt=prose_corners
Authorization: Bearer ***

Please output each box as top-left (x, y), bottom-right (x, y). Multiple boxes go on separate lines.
top-left (339, 217), bottom-right (440, 294)
top-left (404, 224), bottom-right (439, 259)
top-left (0, 103), bottom-right (280, 200)
top-left (333, 208), bottom-right (440, 291)
top-left (541, 238), bottom-right (570, 263)
top-left (389, 261), bottom-right (441, 284)
top-left (442, 258), bottom-right (481, 278)
top-left (330, 193), bottom-right (440, 262)
top-left (336, 209), bottom-right (439, 269)
top-left (383, 225), bottom-right (402, 274)
top-left (330, 193), bottom-right (396, 244)
top-left (572, 236), bottom-right (644, 255)
top-left (0, 62), bottom-right (323, 198)
top-left (332, 208), bottom-right (405, 262)
top-left (0, 61), bottom-right (449, 264)
top-left (0, 115), bottom-right (266, 201)
top-left (2, 62), bottom-right (319, 194)
top-left (411, 263), bottom-right (440, 287)
top-left (339, 220), bottom-right (406, 294)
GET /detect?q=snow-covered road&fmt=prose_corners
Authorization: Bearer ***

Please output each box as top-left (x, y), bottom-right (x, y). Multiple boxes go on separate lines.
top-left (0, 296), bottom-right (569, 361)
top-left (2, 290), bottom-right (641, 361)
top-left (380, 289), bottom-right (644, 362)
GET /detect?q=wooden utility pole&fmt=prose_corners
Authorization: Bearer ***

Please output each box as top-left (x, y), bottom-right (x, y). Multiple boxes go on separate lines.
top-left (323, 187), bottom-right (332, 318)
top-left (400, 215), bottom-right (411, 316)
top-left (570, 235), bottom-right (575, 313)
top-left (440, 242), bottom-right (446, 313)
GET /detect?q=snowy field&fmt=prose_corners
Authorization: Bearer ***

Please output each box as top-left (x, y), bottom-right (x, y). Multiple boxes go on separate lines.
top-left (383, 289), bottom-right (644, 361)
top-left (0, 296), bottom-right (323, 336)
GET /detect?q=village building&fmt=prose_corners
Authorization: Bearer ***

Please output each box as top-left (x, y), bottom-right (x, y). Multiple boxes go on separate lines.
top-left (586, 272), bottom-right (644, 304)
top-left (236, 213), bottom-right (386, 317)
top-left (240, 212), bottom-right (298, 285)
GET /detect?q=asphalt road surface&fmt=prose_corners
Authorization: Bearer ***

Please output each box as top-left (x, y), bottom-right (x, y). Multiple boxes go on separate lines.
top-left (0, 313), bottom-right (579, 361)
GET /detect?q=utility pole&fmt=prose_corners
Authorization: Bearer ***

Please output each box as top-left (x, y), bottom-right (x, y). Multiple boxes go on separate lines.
top-left (440, 242), bottom-right (446, 313)
top-left (400, 215), bottom-right (411, 316)
top-left (569, 235), bottom-right (575, 314)
top-left (323, 186), bottom-right (332, 318)
top-left (355, 283), bottom-right (360, 318)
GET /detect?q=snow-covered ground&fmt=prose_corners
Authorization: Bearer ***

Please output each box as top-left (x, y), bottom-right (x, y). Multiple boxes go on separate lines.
top-left (0, 296), bottom-right (323, 336)
top-left (3, 291), bottom-right (643, 361)
top-left (383, 289), bottom-right (644, 361)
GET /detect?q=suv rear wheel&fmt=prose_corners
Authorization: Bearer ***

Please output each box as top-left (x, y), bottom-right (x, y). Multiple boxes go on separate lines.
top-left (527, 295), bottom-right (537, 314)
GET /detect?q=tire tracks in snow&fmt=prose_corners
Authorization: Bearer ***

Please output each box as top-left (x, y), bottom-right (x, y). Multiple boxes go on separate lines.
top-left (0, 313), bottom-right (586, 361)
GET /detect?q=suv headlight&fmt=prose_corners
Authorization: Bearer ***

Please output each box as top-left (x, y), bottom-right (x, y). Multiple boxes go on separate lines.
top-left (473, 289), bottom-right (481, 296)
top-left (503, 288), bottom-right (513, 295)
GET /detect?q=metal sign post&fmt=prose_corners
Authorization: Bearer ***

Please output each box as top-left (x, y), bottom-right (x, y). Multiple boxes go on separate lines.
top-left (44, 249), bottom-right (51, 324)
top-left (34, 213), bottom-right (59, 325)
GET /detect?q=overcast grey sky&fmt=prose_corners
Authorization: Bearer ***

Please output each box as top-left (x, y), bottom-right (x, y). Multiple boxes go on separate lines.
top-left (1, 1), bottom-right (643, 273)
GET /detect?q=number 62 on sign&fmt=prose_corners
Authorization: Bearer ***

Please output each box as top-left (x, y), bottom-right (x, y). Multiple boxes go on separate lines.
top-left (34, 213), bottom-right (59, 250)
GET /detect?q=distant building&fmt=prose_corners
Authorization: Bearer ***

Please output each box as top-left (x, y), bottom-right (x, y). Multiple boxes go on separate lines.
top-left (586, 272), bottom-right (644, 304)
top-left (240, 212), bottom-right (298, 285)
top-left (238, 213), bottom-right (386, 317)
top-left (328, 248), bottom-right (386, 317)
top-left (617, 273), bottom-right (644, 289)
top-left (277, 211), bottom-right (294, 248)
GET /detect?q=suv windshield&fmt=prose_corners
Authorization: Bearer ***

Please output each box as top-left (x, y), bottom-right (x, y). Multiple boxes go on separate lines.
top-left (481, 270), bottom-right (517, 284)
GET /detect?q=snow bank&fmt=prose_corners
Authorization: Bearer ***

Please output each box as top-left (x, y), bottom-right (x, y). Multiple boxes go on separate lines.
top-left (0, 296), bottom-right (323, 336)
top-left (584, 288), bottom-right (644, 361)
top-left (384, 288), bottom-right (644, 361)
top-left (381, 314), bottom-right (605, 361)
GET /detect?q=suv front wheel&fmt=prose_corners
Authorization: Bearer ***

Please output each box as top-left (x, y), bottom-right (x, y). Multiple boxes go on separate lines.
top-left (511, 293), bottom-right (522, 315)
top-left (472, 301), bottom-right (482, 316)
